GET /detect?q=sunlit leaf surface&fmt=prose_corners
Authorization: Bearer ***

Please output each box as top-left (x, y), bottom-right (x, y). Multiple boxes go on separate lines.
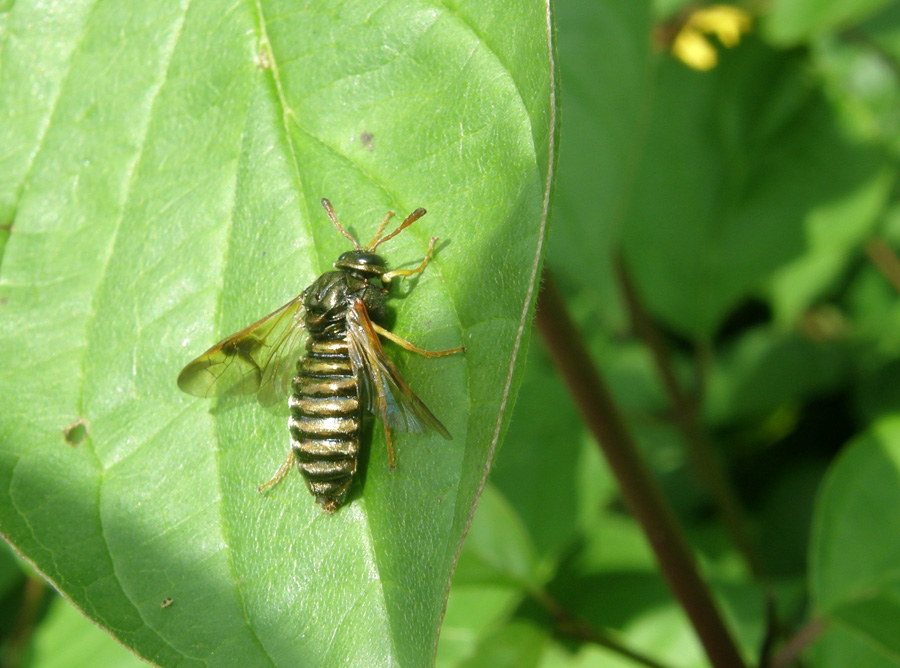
top-left (0, 1), bottom-right (555, 665)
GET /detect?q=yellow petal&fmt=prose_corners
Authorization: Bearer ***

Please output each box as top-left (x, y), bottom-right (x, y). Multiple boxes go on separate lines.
top-left (672, 29), bottom-right (718, 71)
top-left (687, 5), bottom-right (752, 48)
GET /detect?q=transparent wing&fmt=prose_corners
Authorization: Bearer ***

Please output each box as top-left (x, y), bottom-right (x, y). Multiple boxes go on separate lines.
top-left (345, 298), bottom-right (451, 439)
top-left (177, 295), bottom-right (306, 407)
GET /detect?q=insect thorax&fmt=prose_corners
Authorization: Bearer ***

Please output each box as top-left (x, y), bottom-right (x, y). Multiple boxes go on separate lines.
top-left (302, 270), bottom-right (387, 339)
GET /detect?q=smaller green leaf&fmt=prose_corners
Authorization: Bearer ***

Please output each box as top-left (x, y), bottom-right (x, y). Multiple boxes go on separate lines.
top-left (436, 584), bottom-right (523, 668)
top-left (452, 485), bottom-right (542, 591)
top-left (767, 164), bottom-right (892, 324)
top-left (811, 625), bottom-right (900, 668)
top-left (546, 514), bottom-right (708, 667)
top-left (549, 510), bottom-right (768, 666)
top-left (27, 595), bottom-right (146, 668)
top-left (492, 341), bottom-right (616, 559)
top-left (704, 327), bottom-right (853, 426)
top-left (811, 416), bottom-right (900, 658)
top-left (457, 621), bottom-right (549, 668)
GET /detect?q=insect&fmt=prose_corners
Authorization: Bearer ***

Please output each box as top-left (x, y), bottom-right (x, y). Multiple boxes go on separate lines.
top-left (177, 199), bottom-right (464, 513)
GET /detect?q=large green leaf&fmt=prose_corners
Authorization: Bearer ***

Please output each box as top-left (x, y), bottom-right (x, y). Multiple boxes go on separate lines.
top-left (0, 1), bottom-right (555, 666)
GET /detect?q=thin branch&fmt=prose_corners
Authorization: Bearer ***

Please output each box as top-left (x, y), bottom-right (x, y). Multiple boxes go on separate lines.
top-left (615, 257), bottom-right (782, 666)
top-left (768, 618), bottom-right (828, 668)
top-left (865, 238), bottom-right (900, 295)
top-left (614, 258), bottom-right (768, 581)
top-left (534, 589), bottom-right (675, 668)
top-left (535, 272), bottom-right (747, 668)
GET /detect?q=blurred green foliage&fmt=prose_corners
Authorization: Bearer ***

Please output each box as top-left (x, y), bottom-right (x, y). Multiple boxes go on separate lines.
top-left (441, 0), bottom-right (900, 667)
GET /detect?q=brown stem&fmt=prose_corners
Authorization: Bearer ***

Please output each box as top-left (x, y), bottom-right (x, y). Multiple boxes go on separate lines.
top-left (534, 589), bottom-right (675, 668)
top-left (865, 238), bottom-right (900, 295)
top-left (768, 618), bottom-right (827, 668)
top-left (535, 272), bottom-right (747, 668)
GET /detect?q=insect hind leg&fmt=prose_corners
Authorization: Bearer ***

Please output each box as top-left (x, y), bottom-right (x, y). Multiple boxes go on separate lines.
top-left (258, 450), bottom-right (296, 493)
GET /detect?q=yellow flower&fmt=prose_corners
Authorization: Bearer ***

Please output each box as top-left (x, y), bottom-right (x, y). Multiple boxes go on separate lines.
top-left (672, 5), bottom-right (753, 71)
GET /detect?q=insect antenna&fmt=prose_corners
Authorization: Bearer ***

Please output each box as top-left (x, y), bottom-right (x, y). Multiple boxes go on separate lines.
top-left (369, 207), bottom-right (427, 251)
top-left (365, 209), bottom-right (396, 249)
top-left (321, 198), bottom-right (359, 249)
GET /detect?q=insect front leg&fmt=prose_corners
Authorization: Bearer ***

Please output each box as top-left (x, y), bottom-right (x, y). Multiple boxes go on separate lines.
top-left (381, 237), bottom-right (439, 285)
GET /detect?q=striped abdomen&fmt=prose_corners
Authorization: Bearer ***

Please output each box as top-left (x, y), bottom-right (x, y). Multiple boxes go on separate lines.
top-left (290, 337), bottom-right (360, 513)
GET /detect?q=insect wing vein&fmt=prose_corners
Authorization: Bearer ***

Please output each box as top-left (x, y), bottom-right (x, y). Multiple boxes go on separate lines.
top-left (178, 295), bottom-right (306, 404)
top-left (258, 309), bottom-right (308, 406)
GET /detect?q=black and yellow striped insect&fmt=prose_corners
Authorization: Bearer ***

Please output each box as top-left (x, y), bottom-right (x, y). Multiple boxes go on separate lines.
top-left (177, 199), bottom-right (464, 513)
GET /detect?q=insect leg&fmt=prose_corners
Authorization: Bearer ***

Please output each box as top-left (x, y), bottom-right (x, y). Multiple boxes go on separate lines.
top-left (381, 236), bottom-right (437, 284)
top-left (372, 322), bottom-right (465, 358)
top-left (257, 450), bottom-right (296, 493)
